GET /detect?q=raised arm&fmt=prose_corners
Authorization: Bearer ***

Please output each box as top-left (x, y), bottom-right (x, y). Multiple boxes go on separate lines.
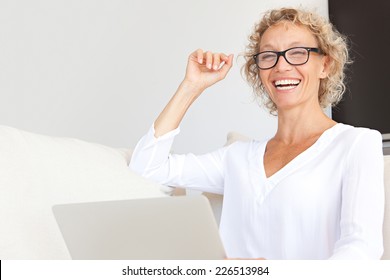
top-left (154, 49), bottom-right (233, 137)
top-left (130, 50), bottom-right (234, 193)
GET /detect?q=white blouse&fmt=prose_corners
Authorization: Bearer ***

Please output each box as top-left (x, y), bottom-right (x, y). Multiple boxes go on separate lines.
top-left (129, 123), bottom-right (384, 259)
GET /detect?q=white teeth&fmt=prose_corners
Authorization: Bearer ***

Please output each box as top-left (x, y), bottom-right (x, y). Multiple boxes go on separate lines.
top-left (275, 79), bottom-right (300, 86)
top-left (277, 85), bottom-right (297, 91)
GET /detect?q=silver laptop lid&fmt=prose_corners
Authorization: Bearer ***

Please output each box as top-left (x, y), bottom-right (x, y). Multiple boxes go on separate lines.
top-left (52, 195), bottom-right (226, 260)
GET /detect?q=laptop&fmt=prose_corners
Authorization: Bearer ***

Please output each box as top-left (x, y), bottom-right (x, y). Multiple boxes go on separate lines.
top-left (52, 195), bottom-right (226, 259)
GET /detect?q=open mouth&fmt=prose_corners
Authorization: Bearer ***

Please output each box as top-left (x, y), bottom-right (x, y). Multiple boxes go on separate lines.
top-left (274, 79), bottom-right (301, 90)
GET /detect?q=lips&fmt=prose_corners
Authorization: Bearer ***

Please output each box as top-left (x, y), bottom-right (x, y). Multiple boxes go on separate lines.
top-left (273, 79), bottom-right (301, 90)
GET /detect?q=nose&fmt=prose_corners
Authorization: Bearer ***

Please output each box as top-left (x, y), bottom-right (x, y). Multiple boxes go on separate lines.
top-left (274, 54), bottom-right (292, 72)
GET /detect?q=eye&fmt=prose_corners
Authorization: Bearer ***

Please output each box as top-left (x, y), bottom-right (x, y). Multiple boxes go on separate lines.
top-left (288, 49), bottom-right (307, 57)
top-left (259, 52), bottom-right (277, 61)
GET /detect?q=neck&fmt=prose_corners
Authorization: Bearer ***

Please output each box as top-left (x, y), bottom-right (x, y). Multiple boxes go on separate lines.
top-left (274, 103), bottom-right (337, 144)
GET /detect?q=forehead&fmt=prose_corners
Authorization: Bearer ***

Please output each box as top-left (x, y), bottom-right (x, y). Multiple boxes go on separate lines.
top-left (259, 21), bottom-right (318, 50)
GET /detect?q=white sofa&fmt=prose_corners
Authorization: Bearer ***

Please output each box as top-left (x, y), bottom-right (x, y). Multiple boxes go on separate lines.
top-left (0, 125), bottom-right (169, 259)
top-left (0, 125), bottom-right (389, 259)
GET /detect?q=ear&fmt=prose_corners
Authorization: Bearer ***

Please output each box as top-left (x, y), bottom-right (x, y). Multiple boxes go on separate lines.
top-left (319, 55), bottom-right (331, 79)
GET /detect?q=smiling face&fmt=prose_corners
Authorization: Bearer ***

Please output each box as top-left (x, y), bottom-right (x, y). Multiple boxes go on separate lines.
top-left (259, 21), bottom-right (329, 113)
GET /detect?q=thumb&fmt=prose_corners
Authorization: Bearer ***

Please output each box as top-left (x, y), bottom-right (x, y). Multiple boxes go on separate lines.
top-left (219, 54), bottom-right (234, 78)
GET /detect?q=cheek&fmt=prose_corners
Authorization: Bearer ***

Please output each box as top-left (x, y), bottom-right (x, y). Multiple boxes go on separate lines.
top-left (300, 64), bottom-right (323, 83)
top-left (259, 71), bottom-right (270, 89)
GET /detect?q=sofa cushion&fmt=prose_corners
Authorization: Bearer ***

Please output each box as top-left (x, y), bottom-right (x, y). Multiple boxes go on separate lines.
top-left (0, 125), bottom-right (166, 259)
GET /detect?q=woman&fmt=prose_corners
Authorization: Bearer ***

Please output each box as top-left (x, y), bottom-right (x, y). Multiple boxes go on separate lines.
top-left (130, 8), bottom-right (384, 259)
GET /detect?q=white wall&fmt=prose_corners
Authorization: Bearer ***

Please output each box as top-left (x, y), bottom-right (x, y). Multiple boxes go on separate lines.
top-left (0, 0), bottom-right (327, 154)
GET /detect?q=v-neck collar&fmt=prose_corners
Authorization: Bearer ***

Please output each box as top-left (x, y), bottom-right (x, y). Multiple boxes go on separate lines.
top-left (255, 123), bottom-right (344, 187)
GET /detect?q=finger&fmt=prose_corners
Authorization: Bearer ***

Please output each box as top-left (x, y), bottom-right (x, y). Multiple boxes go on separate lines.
top-left (205, 51), bottom-right (213, 69)
top-left (226, 54), bottom-right (234, 67)
top-left (220, 53), bottom-right (230, 63)
top-left (195, 49), bottom-right (204, 64)
top-left (212, 53), bottom-right (221, 70)
top-left (219, 54), bottom-right (234, 77)
top-left (216, 53), bottom-right (230, 69)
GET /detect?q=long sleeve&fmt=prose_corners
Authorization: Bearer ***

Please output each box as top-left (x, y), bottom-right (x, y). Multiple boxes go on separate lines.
top-left (129, 125), bottom-right (227, 194)
top-left (330, 129), bottom-right (385, 259)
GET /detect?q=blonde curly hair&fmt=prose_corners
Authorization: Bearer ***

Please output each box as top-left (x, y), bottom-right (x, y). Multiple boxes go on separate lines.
top-left (242, 8), bottom-right (351, 114)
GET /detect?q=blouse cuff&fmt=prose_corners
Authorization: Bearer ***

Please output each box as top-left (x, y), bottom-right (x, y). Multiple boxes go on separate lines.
top-left (134, 123), bottom-right (181, 151)
top-left (151, 123), bottom-right (181, 142)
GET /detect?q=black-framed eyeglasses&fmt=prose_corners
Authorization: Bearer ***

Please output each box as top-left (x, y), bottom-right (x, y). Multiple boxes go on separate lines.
top-left (253, 47), bottom-right (323, 70)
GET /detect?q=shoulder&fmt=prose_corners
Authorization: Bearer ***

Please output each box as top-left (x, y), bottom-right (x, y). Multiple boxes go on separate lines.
top-left (333, 124), bottom-right (383, 165)
top-left (334, 123), bottom-right (382, 147)
top-left (224, 137), bottom-right (267, 160)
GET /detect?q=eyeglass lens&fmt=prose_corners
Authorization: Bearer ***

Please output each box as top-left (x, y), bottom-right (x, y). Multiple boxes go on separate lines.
top-left (256, 47), bottom-right (310, 69)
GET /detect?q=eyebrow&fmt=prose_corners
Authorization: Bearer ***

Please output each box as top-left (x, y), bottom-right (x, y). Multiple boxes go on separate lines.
top-left (259, 41), bottom-right (308, 51)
